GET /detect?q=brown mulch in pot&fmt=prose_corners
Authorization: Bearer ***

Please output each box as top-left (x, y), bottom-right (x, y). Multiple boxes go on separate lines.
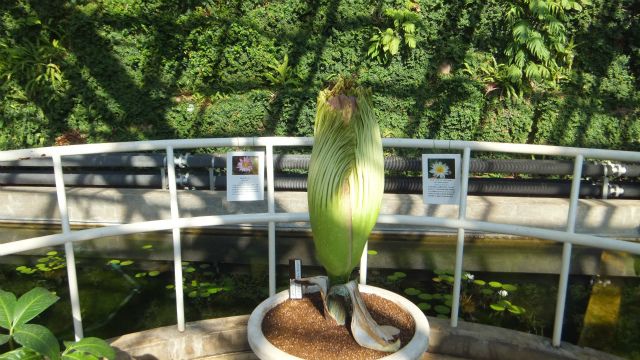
top-left (261, 292), bottom-right (416, 360)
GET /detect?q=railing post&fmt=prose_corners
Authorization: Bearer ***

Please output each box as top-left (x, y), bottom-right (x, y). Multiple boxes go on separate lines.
top-left (552, 154), bottom-right (584, 346)
top-left (451, 147), bottom-right (471, 328)
top-left (166, 146), bottom-right (185, 331)
top-left (52, 154), bottom-right (83, 341)
top-left (359, 242), bottom-right (368, 285)
top-left (266, 144), bottom-right (276, 296)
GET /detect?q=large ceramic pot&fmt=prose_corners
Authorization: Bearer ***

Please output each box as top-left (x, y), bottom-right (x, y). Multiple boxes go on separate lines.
top-left (247, 284), bottom-right (430, 360)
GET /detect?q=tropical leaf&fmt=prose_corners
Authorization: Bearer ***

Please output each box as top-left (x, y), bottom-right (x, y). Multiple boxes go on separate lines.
top-left (61, 353), bottom-right (98, 360)
top-left (512, 21), bottom-right (530, 42)
top-left (0, 333), bottom-right (10, 346)
top-left (0, 347), bottom-right (41, 360)
top-left (12, 288), bottom-right (58, 327)
top-left (404, 34), bottom-right (416, 49)
top-left (0, 289), bottom-right (17, 330)
top-left (13, 324), bottom-right (60, 360)
top-left (402, 22), bottom-right (415, 34)
top-left (63, 337), bottom-right (115, 360)
top-left (389, 37), bottom-right (400, 55)
top-left (526, 36), bottom-right (550, 61)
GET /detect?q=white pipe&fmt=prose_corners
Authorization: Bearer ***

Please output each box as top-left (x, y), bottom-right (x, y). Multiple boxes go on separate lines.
top-left (451, 147), bottom-right (471, 328)
top-left (2, 137), bottom-right (639, 162)
top-left (552, 154), bottom-right (584, 346)
top-left (3, 213), bottom-right (640, 258)
top-left (166, 146), bottom-right (185, 332)
top-left (380, 139), bottom-right (640, 162)
top-left (2, 210), bottom-right (640, 256)
top-left (53, 155), bottom-right (83, 341)
top-left (266, 145), bottom-right (276, 296)
top-left (0, 213), bottom-right (310, 256)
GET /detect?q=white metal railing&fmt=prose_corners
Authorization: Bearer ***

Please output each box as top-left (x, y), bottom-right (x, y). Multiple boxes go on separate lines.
top-left (1, 137), bottom-right (639, 348)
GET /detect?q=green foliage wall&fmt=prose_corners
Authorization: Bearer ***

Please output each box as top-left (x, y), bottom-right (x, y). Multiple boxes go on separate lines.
top-left (0, 0), bottom-right (638, 151)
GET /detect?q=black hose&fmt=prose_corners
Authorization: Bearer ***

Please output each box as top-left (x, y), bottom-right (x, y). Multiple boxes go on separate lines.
top-left (3, 154), bottom-right (639, 177)
top-left (2, 170), bottom-right (637, 198)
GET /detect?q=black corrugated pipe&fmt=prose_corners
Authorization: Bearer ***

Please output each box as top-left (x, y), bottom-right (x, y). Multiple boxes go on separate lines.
top-left (2, 170), bottom-right (638, 198)
top-left (3, 154), bottom-right (639, 178)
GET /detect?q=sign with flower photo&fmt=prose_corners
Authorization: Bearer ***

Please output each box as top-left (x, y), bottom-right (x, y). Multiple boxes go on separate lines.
top-left (422, 154), bottom-right (461, 204)
top-left (226, 151), bottom-right (264, 201)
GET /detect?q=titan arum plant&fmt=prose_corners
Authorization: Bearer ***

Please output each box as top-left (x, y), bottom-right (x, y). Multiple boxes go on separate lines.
top-left (303, 77), bottom-right (400, 352)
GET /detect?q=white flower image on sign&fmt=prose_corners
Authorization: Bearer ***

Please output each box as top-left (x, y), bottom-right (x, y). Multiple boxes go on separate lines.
top-left (429, 161), bottom-right (450, 179)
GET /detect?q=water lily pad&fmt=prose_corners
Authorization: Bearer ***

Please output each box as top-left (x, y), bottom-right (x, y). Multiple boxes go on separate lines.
top-left (148, 271), bottom-right (160, 277)
top-left (120, 260), bottom-right (134, 266)
top-left (199, 263), bottom-right (211, 269)
top-left (166, 285), bottom-right (175, 289)
top-left (481, 288), bottom-right (494, 296)
top-left (107, 259), bottom-right (121, 265)
top-left (142, 245), bottom-right (153, 250)
top-left (490, 303), bottom-right (506, 311)
top-left (417, 302), bottom-right (431, 311)
top-left (488, 281), bottom-right (503, 288)
top-left (393, 271), bottom-right (407, 279)
top-left (367, 250), bottom-right (378, 255)
top-left (188, 291), bottom-right (197, 298)
top-left (46, 251), bottom-right (58, 256)
top-left (418, 293), bottom-right (433, 300)
top-left (473, 279), bottom-right (486, 286)
top-left (404, 288), bottom-right (421, 296)
top-left (502, 284), bottom-right (518, 291)
top-left (434, 305), bottom-right (450, 314)
top-left (508, 305), bottom-right (525, 315)
top-left (135, 273), bottom-right (147, 278)
top-left (185, 267), bottom-right (196, 273)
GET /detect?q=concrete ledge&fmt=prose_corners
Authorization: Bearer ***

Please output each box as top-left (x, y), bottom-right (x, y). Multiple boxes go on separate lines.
top-left (0, 187), bottom-right (638, 238)
top-left (110, 315), bottom-right (253, 360)
top-left (108, 315), bottom-right (622, 360)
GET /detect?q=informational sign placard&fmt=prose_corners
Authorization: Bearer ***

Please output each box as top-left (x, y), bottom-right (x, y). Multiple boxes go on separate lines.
top-left (226, 151), bottom-right (264, 202)
top-left (422, 154), bottom-right (461, 205)
top-left (289, 258), bottom-right (302, 300)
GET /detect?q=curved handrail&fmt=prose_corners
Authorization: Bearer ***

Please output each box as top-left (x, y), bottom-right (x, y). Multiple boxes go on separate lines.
top-left (2, 213), bottom-right (639, 257)
top-left (1, 136), bottom-right (639, 161)
top-left (1, 136), bottom-right (639, 348)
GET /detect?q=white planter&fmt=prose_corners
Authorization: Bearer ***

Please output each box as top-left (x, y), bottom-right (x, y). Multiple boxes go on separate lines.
top-left (247, 284), bottom-right (430, 360)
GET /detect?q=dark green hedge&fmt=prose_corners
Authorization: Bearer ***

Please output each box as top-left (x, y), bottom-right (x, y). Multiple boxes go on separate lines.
top-left (0, 0), bottom-right (638, 151)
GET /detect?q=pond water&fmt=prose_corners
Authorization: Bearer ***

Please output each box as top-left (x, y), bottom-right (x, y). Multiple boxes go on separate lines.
top-left (1, 230), bottom-right (639, 359)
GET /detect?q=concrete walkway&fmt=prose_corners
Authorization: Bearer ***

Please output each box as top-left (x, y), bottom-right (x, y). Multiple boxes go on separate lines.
top-left (109, 315), bottom-right (621, 360)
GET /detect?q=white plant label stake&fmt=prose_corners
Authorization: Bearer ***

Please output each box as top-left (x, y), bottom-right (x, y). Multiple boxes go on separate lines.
top-left (226, 151), bottom-right (265, 201)
top-left (289, 259), bottom-right (302, 299)
top-left (422, 154), bottom-right (461, 204)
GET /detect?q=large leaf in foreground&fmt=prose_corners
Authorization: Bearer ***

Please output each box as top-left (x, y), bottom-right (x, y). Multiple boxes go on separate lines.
top-left (63, 337), bottom-right (115, 360)
top-left (0, 334), bottom-right (10, 346)
top-left (12, 288), bottom-right (58, 327)
top-left (13, 323), bottom-right (60, 360)
top-left (0, 347), bottom-right (41, 360)
top-left (0, 289), bottom-right (16, 330)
